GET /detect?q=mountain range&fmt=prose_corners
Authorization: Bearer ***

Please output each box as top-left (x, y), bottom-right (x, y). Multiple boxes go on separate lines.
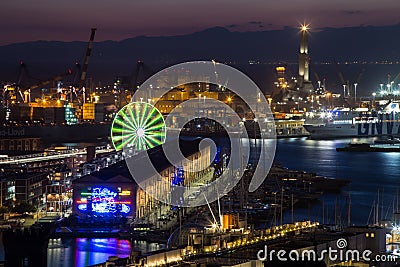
top-left (1, 25), bottom-right (400, 93)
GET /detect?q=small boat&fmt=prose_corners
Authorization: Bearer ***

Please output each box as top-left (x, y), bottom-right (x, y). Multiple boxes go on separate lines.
top-left (374, 136), bottom-right (400, 144)
top-left (336, 142), bottom-right (400, 152)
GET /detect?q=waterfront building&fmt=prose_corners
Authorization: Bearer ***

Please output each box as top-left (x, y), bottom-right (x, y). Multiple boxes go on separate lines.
top-left (0, 137), bottom-right (43, 155)
top-left (72, 138), bottom-right (212, 222)
top-left (72, 161), bottom-right (137, 217)
top-left (0, 172), bottom-right (49, 207)
top-left (274, 119), bottom-right (307, 136)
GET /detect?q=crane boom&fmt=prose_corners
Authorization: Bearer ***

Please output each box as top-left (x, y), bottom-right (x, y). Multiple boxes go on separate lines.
top-left (333, 59), bottom-right (346, 85)
top-left (28, 69), bottom-right (73, 91)
top-left (78, 28), bottom-right (97, 89)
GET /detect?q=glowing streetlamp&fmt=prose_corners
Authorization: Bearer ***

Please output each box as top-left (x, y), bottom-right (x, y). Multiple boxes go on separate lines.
top-left (354, 83), bottom-right (358, 103)
top-left (326, 92), bottom-right (332, 108)
top-left (372, 92), bottom-right (376, 107)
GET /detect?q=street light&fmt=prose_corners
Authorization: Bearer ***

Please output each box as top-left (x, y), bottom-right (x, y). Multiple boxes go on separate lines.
top-left (354, 83), bottom-right (358, 104)
top-left (372, 92), bottom-right (376, 108)
top-left (342, 85), bottom-right (346, 99)
top-left (326, 92), bottom-right (332, 109)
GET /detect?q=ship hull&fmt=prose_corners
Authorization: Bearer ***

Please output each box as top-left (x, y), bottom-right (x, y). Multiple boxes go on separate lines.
top-left (336, 143), bottom-right (400, 152)
top-left (304, 121), bottom-right (400, 139)
top-left (0, 123), bottom-right (111, 144)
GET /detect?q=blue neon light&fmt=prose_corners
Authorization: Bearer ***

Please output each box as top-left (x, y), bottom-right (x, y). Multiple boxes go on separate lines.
top-left (77, 204), bottom-right (87, 211)
top-left (77, 187), bottom-right (132, 214)
top-left (214, 146), bottom-right (221, 164)
top-left (121, 204), bottom-right (131, 213)
top-left (172, 167), bottom-right (184, 186)
top-left (92, 187), bottom-right (118, 213)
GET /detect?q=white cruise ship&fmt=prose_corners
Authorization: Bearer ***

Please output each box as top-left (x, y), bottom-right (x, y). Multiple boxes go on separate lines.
top-left (303, 101), bottom-right (400, 139)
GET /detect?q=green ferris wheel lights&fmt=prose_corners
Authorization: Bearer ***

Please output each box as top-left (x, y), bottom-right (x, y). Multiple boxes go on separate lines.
top-left (111, 102), bottom-right (166, 151)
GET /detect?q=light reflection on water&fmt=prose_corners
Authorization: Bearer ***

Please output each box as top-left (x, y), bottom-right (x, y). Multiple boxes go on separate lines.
top-left (274, 137), bottom-right (400, 225)
top-left (47, 238), bottom-right (164, 267)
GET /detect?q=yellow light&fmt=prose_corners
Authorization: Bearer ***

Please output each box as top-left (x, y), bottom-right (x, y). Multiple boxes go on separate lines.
top-left (227, 97), bottom-right (232, 102)
top-left (120, 190), bottom-right (131, 196)
top-left (300, 23), bottom-right (310, 32)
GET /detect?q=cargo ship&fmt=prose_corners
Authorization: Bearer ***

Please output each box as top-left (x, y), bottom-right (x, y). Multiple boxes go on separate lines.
top-left (303, 101), bottom-right (400, 139)
top-left (0, 123), bottom-right (111, 144)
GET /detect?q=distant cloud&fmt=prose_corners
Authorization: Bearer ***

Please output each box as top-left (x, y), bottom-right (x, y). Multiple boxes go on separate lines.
top-left (227, 24), bottom-right (237, 28)
top-left (248, 21), bottom-right (263, 25)
top-left (344, 10), bottom-right (362, 15)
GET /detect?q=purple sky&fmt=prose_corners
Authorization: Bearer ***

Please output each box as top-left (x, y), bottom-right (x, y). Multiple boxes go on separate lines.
top-left (1, 0), bottom-right (399, 45)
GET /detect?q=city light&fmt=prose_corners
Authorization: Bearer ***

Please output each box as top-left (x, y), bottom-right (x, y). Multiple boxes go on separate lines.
top-left (111, 101), bottom-right (166, 151)
top-left (300, 23), bottom-right (310, 32)
top-left (76, 187), bottom-right (132, 214)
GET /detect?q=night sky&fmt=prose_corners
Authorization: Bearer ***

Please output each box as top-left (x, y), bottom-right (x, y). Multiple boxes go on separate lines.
top-left (1, 0), bottom-right (400, 45)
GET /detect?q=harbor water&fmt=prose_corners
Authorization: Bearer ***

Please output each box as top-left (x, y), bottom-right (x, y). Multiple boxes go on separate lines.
top-left (47, 238), bottom-right (165, 267)
top-left (275, 137), bottom-right (400, 226)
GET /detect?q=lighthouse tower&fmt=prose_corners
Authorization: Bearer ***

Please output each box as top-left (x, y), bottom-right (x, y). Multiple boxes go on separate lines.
top-left (297, 23), bottom-right (314, 95)
top-left (299, 24), bottom-right (310, 82)
top-left (298, 24), bottom-right (310, 83)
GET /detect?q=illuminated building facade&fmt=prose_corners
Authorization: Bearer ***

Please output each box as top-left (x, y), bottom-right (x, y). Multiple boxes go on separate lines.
top-left (72, 138), bottom-right (212, 221)
top-left (72, 162), bottom-right (137, 217)
top-left (0, 172), bottom-right (49, 207)
top-left (135, 138), bottom-right (212, 219)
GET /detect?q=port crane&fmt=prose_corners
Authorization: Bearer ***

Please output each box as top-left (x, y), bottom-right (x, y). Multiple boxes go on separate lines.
top-left (130, 60), bottom-right (154, 92)
top-left (63, 28), bottom-right (97, 104)
top-left (76, 28), bottom-right (96, 103)
top-left (19, 69), bottom-right (73, 103)
top-left (334, 60), bottom-right (365, 103)
top-left (14, 61), bottom-right (40, 102)
top-left (7, 28), bottom-right (96, 105)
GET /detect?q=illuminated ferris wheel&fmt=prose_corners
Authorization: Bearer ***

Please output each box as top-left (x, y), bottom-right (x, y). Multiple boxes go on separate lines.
top-left (111, 102), bottom-right (166, 151)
